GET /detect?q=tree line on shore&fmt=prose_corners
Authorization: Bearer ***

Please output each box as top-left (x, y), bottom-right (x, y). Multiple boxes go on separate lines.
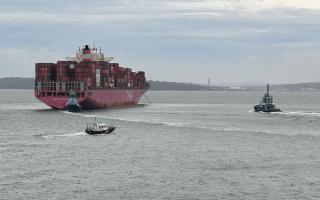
top-left (1, 77), bottom-right (320, 91)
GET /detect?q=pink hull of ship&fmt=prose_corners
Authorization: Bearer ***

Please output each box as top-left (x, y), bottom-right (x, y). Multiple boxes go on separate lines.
top-left (35, 89), bottom-right (148, 110)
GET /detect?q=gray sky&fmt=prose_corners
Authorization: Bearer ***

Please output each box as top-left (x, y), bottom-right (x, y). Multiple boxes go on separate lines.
top-left (1, 0), bottom-right (320, 85)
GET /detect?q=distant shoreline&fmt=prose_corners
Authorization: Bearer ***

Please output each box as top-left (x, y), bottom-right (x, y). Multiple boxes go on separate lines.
top-left (1, 77), bottom-right (320, 91)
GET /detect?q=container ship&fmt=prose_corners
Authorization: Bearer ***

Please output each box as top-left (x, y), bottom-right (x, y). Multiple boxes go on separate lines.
top-left (35, 45), bottom-right (149, 110)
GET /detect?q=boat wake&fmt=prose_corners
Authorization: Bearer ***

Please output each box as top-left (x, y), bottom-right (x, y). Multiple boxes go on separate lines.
top-left (59, 110), bottom-right (319, 137)
top-left (272, 111), bottom-right (320, 117)
top-left (162, 122), bottom-right (188, 127)
top-left (60, 110), bottom-right (189, 127)
top-left (250, 110), bottom-right (320, 119)
top-left (97, 116), bottom-right (189, 128)
top-left (41, 132), bottom-right (86, 138)
top-left (0, 103), bottom-right (49, 110)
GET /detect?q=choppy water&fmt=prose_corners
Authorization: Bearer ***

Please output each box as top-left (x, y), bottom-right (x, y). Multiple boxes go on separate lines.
top-left (1, 89), bottom-right (320, 199)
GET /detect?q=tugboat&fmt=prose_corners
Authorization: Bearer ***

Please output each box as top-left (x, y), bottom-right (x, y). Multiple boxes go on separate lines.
top-left (64, 90), bottom-right (82, 112)
top-left (254, 84), bottom-right (281, 112)
top-left (85, 121), bottom-right (116, 135)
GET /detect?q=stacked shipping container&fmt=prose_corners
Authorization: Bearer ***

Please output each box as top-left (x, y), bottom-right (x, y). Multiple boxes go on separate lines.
top-left (35, 61), bottom-right (148, 90)
top-left (34, 45), bottom-right (149, 110)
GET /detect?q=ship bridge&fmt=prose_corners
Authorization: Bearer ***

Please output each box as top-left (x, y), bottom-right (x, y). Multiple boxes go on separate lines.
top-left (66, 45), bottom-right (113, 62)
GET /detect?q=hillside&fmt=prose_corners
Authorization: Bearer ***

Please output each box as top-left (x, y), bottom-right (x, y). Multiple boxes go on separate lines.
top-left (243, 82), bottom-right (320, 91)
top-left (1, 77), bottom-right (320, 91)
top-left (0, 78), bottom-right (231, 91)
top-left (148, 81), bottom-right (231, 91)
top-left (0, 77), bottom-right (35, 89)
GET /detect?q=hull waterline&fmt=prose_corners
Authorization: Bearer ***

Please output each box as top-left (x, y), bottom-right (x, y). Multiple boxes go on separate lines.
top-left (35, 89), bottom-right (148, 110)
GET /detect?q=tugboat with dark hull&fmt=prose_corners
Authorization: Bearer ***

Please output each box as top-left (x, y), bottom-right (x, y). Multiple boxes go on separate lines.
top-left (254, 84), bottom-right (281, 113)
top-left (64, 90), bottom-right (82, 112)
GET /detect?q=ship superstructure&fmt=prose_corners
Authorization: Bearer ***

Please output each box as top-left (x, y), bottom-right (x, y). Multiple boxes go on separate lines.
top-left (35, 45), bottom-right (149, 110)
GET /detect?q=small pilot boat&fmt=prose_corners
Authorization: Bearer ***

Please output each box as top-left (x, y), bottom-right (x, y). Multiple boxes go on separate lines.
top-left (85, 121), bottom-right (116, 135)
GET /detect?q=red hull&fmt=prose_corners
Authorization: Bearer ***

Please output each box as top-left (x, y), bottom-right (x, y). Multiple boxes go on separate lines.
top-left (35, 89), bottom-right (148, 110)
top-left (35, 45), bottom-right (149, 109)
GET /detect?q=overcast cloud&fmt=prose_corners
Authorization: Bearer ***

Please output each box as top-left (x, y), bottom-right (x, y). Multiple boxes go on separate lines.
top-left (1, 0), bottom-right (320, 84)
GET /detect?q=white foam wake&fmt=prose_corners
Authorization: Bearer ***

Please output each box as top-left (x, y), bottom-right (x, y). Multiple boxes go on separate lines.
top-left (273, 111), bottom-right (320, 117)
top-left (162, 122), bottom-right (188, 127)
top-left (60, 110), bottom-right (189, 127)
top-left (0, 103), bottom-right (49, 110)
top-left (42, 132), bottom-right (86, 138)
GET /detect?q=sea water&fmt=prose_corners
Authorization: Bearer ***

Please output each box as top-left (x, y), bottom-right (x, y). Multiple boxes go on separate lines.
top-left (1, 90), bottom-right (320, 199)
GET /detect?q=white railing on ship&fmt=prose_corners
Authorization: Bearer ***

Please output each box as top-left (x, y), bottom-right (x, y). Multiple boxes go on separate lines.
top-left (35, 81), bottom-right (85, 92)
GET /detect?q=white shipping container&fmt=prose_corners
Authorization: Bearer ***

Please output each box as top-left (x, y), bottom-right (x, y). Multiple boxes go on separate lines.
top-left (96, 69), bottom-right (101, 87)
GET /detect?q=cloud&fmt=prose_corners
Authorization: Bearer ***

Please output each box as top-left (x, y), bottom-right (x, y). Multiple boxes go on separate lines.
top-left (1, 0), bottom-right (320, 24)
top-left (0, 47), bottom-right (63, 77)
top-left (0, 0), bottom-right (320, 83)
top-left (166, 0), bottom-right (320, 11)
